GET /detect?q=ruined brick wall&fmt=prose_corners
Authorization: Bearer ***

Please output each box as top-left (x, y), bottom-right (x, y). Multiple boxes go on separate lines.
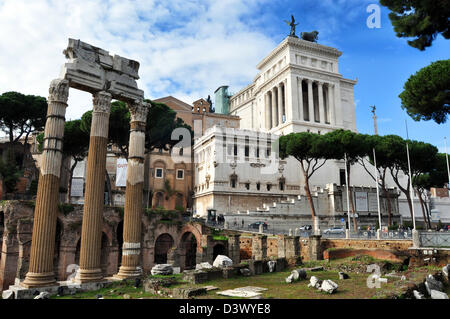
top-left (267, 237), bottom-right (278, 257)
top-left (240, 235), bottom-right (252, 260)
top-left (0, 201), bottom-right (210, 291)
top-left (321, 239), bottom-right (413, 252)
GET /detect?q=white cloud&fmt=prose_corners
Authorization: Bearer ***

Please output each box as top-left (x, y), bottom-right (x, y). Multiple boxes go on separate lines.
top-left (0, 0), bottom-right (275, 120)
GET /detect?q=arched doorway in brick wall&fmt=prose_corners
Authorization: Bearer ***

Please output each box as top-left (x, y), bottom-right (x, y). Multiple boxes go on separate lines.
top-left (213, 243), bottom-right (226, 262)
top-left (154, 233), bottom-right (174, 264)
top-left (180, 232), bottom-right (197, 270)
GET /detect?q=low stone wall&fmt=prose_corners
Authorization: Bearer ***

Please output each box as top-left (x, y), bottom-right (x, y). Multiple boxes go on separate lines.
top-left (323, 248), bottom-right (407, 263)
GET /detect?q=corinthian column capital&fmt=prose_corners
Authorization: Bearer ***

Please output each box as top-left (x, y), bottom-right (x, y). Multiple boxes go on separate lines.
top-left (129, 100), bottom-right (149, 123)
top-left (48, 79), bottom-right (70, 103)
top-left (93, 91), bottom-right (112, 113)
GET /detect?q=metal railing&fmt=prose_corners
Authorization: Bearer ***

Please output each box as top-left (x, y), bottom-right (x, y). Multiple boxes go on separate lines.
top-left (205, 221), bottom-right (412, 240)
top-left (419, 231), bottom-right (450, 248)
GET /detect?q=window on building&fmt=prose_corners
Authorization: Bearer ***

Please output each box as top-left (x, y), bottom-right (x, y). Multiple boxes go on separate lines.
top-left (230, 175), bottom-right (237, 188)
top-left (155, 168), bottom-right (164, 179)
top-left (340, 169), bottom-right (346, 186)
top-left (267, 183), bottom-right (272, 191)
top-left (245, 136), bottom-right (249, 157)
top-left (176, 169), bottom-right (184, 180)
top-left (279, 179), bottom-right (285, 191)
top-left (234, 136), bottom-right (238, 156)
top-left (256, 182), bottom-right (261, 191)
top-left (256, 137), bottom-right (260, 158)
top-left (266, 140), bottom-right (271, 157)
top-left (245, 183), bottom-right (250, 190)
top-left (179, 148), bottom-right (184, 156)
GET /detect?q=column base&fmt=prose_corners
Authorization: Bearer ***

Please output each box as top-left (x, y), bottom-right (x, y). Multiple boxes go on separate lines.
top-left (114, 266), bottom-right (142, 279)
top-left (74, 268), bottom-right (103, 283)
top-left (20, 272), bottom-right (56, 288)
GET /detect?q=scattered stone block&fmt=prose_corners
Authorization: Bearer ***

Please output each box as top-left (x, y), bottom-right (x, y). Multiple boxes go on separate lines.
top-left (285, 274), bottom-right (295, 283)
top-left (173, 287), bottom-right (207, 299)
top-left (182, 270), bottom-right (208, 284)
top-left (34, 292), bottom-right (50, 299)
top-left (217, 287), bottom-right (265, 298)
top-left (213, 255), bottom-right (233, 268)
top-left (292, 269), bottom-right (307, 281)
top-left (319, 280), bottom-right (338, 294)
top-left (267, 260), bottom-right (276, 273)
top-left (413, 290), bottom-right (425, 299)
top-left (196, 262), bottom-right (213, 270)
top-left (430, 290), bottom-right (449, 299)
top-left (2, 290), bottom-right (14, 299)
top-left (442, 264), bottom-right (449, 283)
top-left (425, 275), bottom-right (443, 295)
top-left (339, 272), bottom-right (350, 280)
top-left (123, 294), bottom-right (131, 299)
top-left (308, 276), bottom-right (322, 289)
top-left (222, 266), bottom-right (238, 279)
top-left (203, 286), bottom-right (219, 291)
top-left (151, 264), bottom-right (173, 276)
top-left (240, 268), bottom-right (251, 276)
top-left (310, 266), bottom-right (324, 272)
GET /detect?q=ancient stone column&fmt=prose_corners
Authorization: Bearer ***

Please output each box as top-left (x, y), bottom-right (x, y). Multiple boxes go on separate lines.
top-left (76, 91), bottom-right (112, 283)
top-left (278, 84), bottom-right (283, 125)
top-left (271, 88), bottom-right (277, 128)
top-left (328, 84), bottom-right (335, 125)
top-left (307, 79), bottom-right (314, 122)
top-left (318, 82), bottom-right (325, 124)
top-left (115, 100), bottom-right (149, 279)
top-left (21, 79), bottom-right (69, 288)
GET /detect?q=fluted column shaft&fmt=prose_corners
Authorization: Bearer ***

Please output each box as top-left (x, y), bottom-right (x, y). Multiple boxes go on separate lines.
top-left (265, 93), bottom-right (271, 130)
top-left (318, 82), bottom-right (325, 124)
top-left (22, 79), bottom-right (69, 288)
top-left (328, 84), bottom-right (335, 125)
top-left (307, 79), bottom-right (314, 122)
top-left (278, 84), bottom-right (283, 125)
top-left (76, 91), bottom-right (112, 283)
top-left (271, 88), bottom-right (277, 128)
top-left (298, 78), bottom-right (304, 121)
top-left (116, 100), bottom-right (149, 279)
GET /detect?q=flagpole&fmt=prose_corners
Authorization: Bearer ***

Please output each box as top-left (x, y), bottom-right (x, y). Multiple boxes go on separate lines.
top-left (373, 148), bottom-right (382, 238)
top-left (445, 137), bottom-right (450, 197)
top-left (405, 119), bottom-right (416, 230)
top-left (344, 153), bottom-right (351, 236)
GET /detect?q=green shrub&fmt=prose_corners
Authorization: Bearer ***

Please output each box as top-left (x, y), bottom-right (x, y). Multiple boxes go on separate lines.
top-left (58, 203), bottom-right (74, 216)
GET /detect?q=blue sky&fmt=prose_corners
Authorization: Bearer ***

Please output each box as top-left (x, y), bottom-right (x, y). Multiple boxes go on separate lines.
top-left (0, 0), bottom-right (448, 151)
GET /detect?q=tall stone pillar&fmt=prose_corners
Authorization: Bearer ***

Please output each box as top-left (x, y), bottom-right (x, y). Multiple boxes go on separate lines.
top-left (115, 100), bottom-right (149, 279)
top-left (328, 84), bottom-right (335, 125)
top-left (307, 79), bottom-right (314, 122)
top-left (297, 78), bottom-right (304, 121)
top-left (76, 91), bottom-right (112, 283)
top-left (277, 84), bottom-right (283, 125)
top-left (22, 79), bottom-right (69, 288)
top-left (227, 234), bottom-right (241, 265)
top-left (252, 235), bottom-right (267, 260)
top-left (265, 93), bottom-right (271, 130)
top-left (271, 88), bottom-right (277, 128)
top-left (318, 82), bottom-right (325, 124)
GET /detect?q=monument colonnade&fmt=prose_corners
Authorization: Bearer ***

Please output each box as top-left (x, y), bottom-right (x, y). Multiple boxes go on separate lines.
top-left (21, 38), bottom-right (148, 288)
top-left (264, 76), bottom-right (336, 130)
